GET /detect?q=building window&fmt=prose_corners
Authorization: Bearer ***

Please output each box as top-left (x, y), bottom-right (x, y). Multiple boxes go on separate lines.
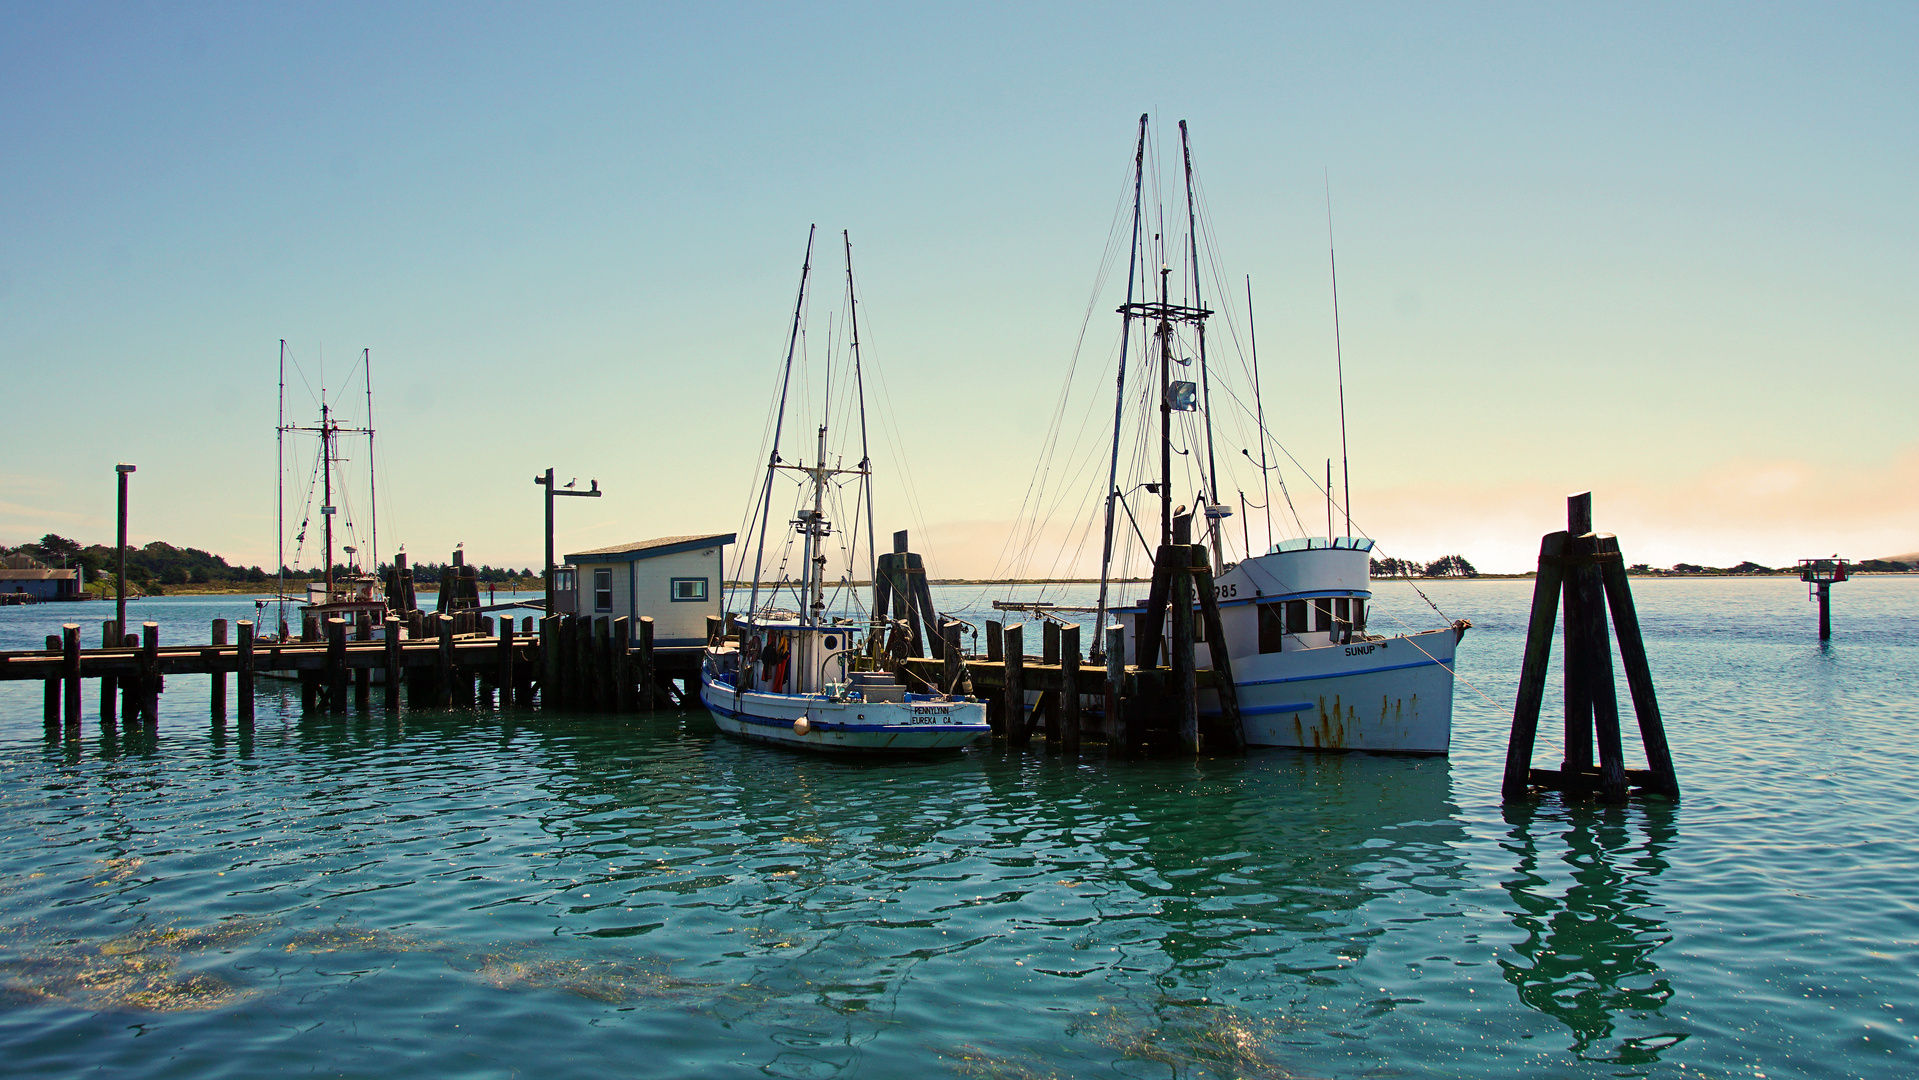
top-left (670, 577), bottom-right (708, 602)
top-left (593, 568), bottom-right (613, 612)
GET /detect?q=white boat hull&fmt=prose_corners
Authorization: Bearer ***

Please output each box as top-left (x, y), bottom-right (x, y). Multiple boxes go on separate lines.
top-left (699, 677), bottom-right (989, 754)
top-left (1213, 626), bottom-right (1459, 753)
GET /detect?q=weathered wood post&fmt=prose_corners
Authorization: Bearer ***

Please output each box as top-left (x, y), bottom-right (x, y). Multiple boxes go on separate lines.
top-left (1561, 494), bottom-right (1597, 780)
top-left (941, 621), bottom-right (963, 696)
top-left (637, 616), bottom-right (656, 710)
top-left (326, 618), bottom-right (349, 714)
top-left (210, 618), bottom-right (228, 718)
top-left (236, 620), bottom-right (256, 725)
top-left (1004, 623), bottom-right (1027, 748)
top-left (1598, 536), bottom-right (1680, 799)
top-left (1191, 545), bottom-right (1244, 752)
top-left (576, 615), bottom-right (597, 710)
top-left (1104, 624), bottom-right (1125, 751)
top-left (100, 620), bottom-right (119, 728)
top-left (985, 619), bottom-right (1003, 663)
top-left (140, 622), bottom-right (160, 724)
top-left (594, 616), bottom-right (613, 710)
top-left (497, 617), bottom-right (517, 710)
top-left (382, 616), bottom-right (401, 710)
top-left (43, 635), bottom-right (61, 730)
top-left (1039, 619), bottom-right (1062, 744)
top-left (300, 615), bottom-right (319, 712)
top-left (1042, 620), bottom-right (1060, 665)
top-left (353, 615), bottom-right (371, 710)
top-left (1169, 545), bottom-right (1198, 751)
top-left (540, 614), bottom-right (560, 708)
top-left (613, 616), bottom-right (632, 712)
top-left (121, 630), bottom-right (140, 722)
top-left (436, 613), bottom-right (455, 708)
top-left (1061, 624), bottom-right (1082, 754)
top-left (62, 623), bottom-right (82, 728)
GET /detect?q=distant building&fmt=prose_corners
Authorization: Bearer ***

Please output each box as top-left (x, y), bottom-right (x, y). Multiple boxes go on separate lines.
top-left (0, 553), bottom-right (83, 600)
top-left (561, 533), bottom-right (734, 646)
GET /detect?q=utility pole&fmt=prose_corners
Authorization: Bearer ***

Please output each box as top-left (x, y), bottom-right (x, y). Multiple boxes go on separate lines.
top-left (115, 464), bottom-right (136, 636)
top-left (533, 468), bottom-right (601, 614)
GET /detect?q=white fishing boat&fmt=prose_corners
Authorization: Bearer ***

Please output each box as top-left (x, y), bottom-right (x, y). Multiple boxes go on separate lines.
top-left (699, 228), bottom-right (990, 753)
top-left (1052, 116), bottom-right (1468, 753)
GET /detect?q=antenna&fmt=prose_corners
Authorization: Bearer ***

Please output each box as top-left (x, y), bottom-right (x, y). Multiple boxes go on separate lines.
top-left (1327, 172), bottom-right (1351, 536)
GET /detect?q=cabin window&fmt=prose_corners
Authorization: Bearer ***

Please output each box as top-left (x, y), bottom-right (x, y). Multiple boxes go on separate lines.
top-left (1258, 604), bottom-right (1285, 653)
top-left (1351, 598), bottom-right (1366, 632)
top-left (1313, 598), bottom-right (1332, 633)
top-left (1285, 600), bottom-right (1307, 635)
top-left (593, 568), bottom-right (613, 612)
top-left (1334, 598), bottom-right (1349, 626)
top-left (670, 577), bottom-right (708, 602)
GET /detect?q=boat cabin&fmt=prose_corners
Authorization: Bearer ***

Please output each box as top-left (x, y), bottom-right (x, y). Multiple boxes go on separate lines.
top-left (562, 532), bottom-right (735, 646)
top-left (1117, 536), bottom-right (1375, 665)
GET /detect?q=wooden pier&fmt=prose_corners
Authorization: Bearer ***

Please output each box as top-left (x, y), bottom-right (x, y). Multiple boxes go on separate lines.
top-left (2, 612), bottom-right (702, 731)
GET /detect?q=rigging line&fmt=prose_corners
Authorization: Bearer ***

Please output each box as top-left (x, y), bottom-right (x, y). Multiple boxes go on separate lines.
top-left (1095, 112), bottom-right (1151, 644)
top-left (1246, 276), bottom-right (1274, 551)
top-left (1327, 171), bottom-right (1352, 538)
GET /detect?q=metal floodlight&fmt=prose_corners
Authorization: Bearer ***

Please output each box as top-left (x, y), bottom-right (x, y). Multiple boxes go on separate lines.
top-left (1168, 380), bottom-right (1198, 411)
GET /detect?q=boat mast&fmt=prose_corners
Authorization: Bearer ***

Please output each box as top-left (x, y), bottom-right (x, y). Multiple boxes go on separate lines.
top-left (1093, 113), bottom-right (1149, 650)
top-left (1157, 263), bottom-right (1174, 547)
top-left (1179, 121), bottom-right (1224, 570)
top-left (844, 230), bottom-right (879, 625)
top-left (364, 348), bottom-right (378, 572)
top-left (277, 340), bottom-right (286, 631)
top-left (1327, 177), bottom-right (1351, 536)
top-left (321, 396), bottom-right (335, 599)
top-left (748, 225), bottom-right (815, 621)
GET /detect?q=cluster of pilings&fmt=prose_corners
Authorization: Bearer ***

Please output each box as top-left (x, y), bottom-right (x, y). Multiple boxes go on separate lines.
top-left (1502, 493), bottom-right (1680, 803)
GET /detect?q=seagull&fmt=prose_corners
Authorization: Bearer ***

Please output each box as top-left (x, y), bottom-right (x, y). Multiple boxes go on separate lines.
top-left (564, 478), bottom-right (577, 488)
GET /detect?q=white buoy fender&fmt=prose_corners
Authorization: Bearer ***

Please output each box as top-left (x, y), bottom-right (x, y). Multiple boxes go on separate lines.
top-left (793, 718), bottom-right (811, 736)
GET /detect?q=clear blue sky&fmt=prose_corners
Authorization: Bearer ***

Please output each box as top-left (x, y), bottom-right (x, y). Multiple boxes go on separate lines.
top-left (4, 3), bottom-right (1913, 575)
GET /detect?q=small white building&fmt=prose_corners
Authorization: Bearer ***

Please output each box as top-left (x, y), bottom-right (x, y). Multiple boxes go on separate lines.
top-left (562, 533), bottom-right (734, 646)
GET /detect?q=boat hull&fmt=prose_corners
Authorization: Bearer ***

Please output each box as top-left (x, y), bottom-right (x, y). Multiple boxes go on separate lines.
top-left (1215, 626), bottom-right (1459, 753)
top-left (699, 678), bottom-right (989, 754)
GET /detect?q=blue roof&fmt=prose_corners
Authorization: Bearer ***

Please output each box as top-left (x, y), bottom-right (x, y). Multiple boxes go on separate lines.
top-left (565, 533), bottom-right (734, 564)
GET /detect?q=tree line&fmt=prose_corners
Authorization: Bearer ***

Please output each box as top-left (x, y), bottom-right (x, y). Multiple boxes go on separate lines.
top-left (1370, 555), bottom-right (1479, 578)
top-left (1, 534), bottom-right (538, 589)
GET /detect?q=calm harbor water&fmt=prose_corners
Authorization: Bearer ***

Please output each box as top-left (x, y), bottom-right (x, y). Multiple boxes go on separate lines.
top-left (0, 577), bottom-right (1914, 1079)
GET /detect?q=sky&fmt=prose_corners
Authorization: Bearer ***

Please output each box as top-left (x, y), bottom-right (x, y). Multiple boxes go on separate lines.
top-left (3, 2), bottom-right (1914, 577)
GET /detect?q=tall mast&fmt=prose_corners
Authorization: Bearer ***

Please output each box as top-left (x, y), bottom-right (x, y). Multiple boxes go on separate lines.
top-left (1093, 113), bottom-right (1149, 649)
top-left (1179, 121), bottom-right (1224, 570)
top-left (321, 397), bottom-right (335, 598)
top-left (1327, 177), bottom-right (1351, 536)
top-left (1157, 264), bottom-right (1173, 547)
top-left (364, 348), bottom-right (378, 572)
top-left (844, 230), bottom-right (879, 622)
top-left (1246, 277), bottom-right (1274, 550)
top-left (277, 340), bottom-right (286, 626)
top-left (748, 225), bottom-right (815, 620)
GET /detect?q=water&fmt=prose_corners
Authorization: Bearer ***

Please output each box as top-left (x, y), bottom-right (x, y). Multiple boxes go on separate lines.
top-left (0, 578), bottom-right (1914, 1078)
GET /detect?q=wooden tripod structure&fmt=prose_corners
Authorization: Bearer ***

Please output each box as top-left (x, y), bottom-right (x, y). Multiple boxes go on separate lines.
top-left (1502, 493), bottom-right (1680, 803)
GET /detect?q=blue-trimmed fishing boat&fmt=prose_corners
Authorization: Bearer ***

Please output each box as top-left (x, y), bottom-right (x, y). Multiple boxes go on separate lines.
top-left (699, 227), bottom-right (988, 753)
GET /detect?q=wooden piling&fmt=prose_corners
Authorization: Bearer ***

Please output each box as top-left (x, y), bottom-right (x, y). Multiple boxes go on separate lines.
top-left (1137, 546), bottom-right (1176, 669)
top-left (300, 616), bottom-right (319, 712)
top-left (498, 618), bottom-right (518, 710)
top-left (140, 623), bottom-right (160, 724)
top-left (594, 617), bottom-right (612, 710)
top-left (100, 620), bottom-right (118, 728)
top-left (62, 624), bottom-right (82, 727)
top-left (382, 617), bottom-right (401, 710)
top-left (985, 619), bottom-right (1003, 663)
top-left (613, 616), bottom-right (632, 712)
top-left (237, 620), bottom-right (256, 725)
top-left (121, 631), bottom-right (140, 722)
top-left (326, 618), bottom-right (348, 714)
top-left (1061, 624), bottom-right (1081, 754)
top-left (210, 619), bottom-right (228, 719)
top-left (1192, 547), bottom-right (1244, 752)
top-left (941, 621), bottom-right (963, 696)
top-left (1104, 624), bottom-right (1125, 752)
top-left (1004, 623), bottom-right (1027, 748)
top-left (43, 635), bottom-right (60, 729)
top-left (1042, 620), bottom-right (1060, 666)
top-left (1502, 531), bottom-right (1569, 802)
top-left (1561, 495), bottom-right (1596, 777)
top-left (353, 616), bottom-right (371, 710)
top-left (637, 616), bottom-right (656, 710)
top-left (540, 615), bottom-right (560, 708)
top-left (436, 613), bottom-right (455, 708)
top-left (1169, 547), bottom-right (1198, 751)
top-left (1598, 537), bottom-right (1680, 798)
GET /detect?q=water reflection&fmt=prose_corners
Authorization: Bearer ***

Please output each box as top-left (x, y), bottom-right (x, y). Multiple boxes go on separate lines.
top-left (1497, 801), bottom-right (1685, 1064)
